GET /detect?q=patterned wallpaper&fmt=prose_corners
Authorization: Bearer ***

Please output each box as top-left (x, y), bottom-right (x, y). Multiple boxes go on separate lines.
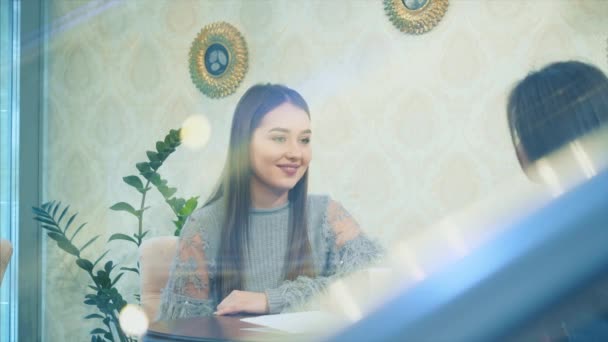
top-left (43, 0), bottom-right (608, 340)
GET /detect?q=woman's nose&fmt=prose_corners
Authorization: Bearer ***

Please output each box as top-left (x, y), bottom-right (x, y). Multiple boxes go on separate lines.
top-left (285, 150), bottom-right (300, 160)
top-left (285, 142), bottom-right (302, 160)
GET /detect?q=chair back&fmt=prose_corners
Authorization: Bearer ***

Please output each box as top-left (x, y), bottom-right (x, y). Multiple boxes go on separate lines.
top-left (139, 236), bottom-right (178, 321)
top-left (0, 239), bottom-right (13, 286)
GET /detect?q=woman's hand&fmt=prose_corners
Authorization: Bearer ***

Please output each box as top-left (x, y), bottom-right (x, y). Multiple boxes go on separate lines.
top-left (215, 290), bottom-right (269, 316)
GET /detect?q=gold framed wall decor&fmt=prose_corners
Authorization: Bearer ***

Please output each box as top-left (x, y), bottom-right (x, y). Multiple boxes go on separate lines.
top-left (189, 22), bottom-right (248, 98)
top-left (384, 0), bottom-right (448, 35)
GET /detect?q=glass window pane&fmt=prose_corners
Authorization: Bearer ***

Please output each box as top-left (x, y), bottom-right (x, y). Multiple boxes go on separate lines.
top-left (0, 0), bottom-right (18, 341)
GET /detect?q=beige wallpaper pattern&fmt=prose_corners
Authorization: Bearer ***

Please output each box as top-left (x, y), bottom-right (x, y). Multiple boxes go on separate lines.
top-left (44, 0), bottom-right (608, 340)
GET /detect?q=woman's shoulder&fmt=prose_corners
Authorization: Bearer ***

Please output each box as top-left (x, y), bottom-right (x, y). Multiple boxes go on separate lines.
top-left (307, 194), bottom-right (352, 213)
top-left (194, 198), bottom-right (224, 217)
top-left (186, 199), bottom-right (225, 233)
top-left (180, 199), bottom-right (224, 255)
top-left (307, 193), bottom-right (331, 213)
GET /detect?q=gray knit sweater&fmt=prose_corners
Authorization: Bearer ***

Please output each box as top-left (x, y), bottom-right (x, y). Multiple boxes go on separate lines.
top-left (158, 194), bottom-right (383, 320)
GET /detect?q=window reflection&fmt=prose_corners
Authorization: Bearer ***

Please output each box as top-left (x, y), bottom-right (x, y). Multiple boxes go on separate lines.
top-left (8, 0), bottom-right (608, 341)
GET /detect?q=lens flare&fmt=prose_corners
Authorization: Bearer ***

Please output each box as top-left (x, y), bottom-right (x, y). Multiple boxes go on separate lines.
top-left (180, 114), bottom-right (212, 149)
top-left (118, 304), bottom-right (149, 337)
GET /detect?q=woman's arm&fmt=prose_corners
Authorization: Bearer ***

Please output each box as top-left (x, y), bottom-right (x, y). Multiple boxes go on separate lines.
top-left (264, 199), bottom-right (384, 314)
top-left (157, 216), bottom-right (215, 320)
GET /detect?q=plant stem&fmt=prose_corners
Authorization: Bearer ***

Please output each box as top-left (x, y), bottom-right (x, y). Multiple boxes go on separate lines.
top-left (113, 309), bottom-right (128, 342)
top-left (137, 179), bottom-right (151, 245)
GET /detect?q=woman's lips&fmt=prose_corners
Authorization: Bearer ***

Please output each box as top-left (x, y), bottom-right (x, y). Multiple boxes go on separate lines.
top-left (277, 164), bottom-right (299, 176)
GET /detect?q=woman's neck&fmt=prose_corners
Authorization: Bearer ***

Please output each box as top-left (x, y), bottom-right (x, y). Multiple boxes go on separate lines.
top-left (250, 180), bottom-right (289, 209)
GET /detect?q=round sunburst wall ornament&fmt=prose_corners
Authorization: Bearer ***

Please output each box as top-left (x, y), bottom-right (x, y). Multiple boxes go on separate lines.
top-left (189, 22), bottom-right (248, 98)
top-left (384, 0), bottom-right (449, 35)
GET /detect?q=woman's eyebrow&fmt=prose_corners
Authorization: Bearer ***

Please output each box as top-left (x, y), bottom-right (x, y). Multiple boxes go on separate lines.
top-left (268, 128), bottom-right (289, 133)
top-left (267, 128), bottom-right (312, 134)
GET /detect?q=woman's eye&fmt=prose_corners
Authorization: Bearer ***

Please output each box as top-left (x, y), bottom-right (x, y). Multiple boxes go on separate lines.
top-left (300, 137), bottom-right (311, 144)
top-left (272, 136), bottom-right (286, 143)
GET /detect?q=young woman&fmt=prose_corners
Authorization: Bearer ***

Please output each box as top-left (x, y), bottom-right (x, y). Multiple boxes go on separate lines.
top-left (507, 60), bottom-right (608, 180)
top-left (159, 84), bottom-right (383, 319)
top-left (507, 60), bottom-right (608, 341)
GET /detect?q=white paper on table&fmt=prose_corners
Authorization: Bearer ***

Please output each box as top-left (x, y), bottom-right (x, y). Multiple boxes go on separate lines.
top-left (239, 327), bottom-right (283, 333)
top-left (240, 311), bottom-right (345, 334)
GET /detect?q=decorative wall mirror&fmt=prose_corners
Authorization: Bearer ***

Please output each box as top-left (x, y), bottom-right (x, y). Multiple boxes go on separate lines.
top-left (384, 0), bottom-right (449, 35)
top-left (189, 22), bottom-right (248, 98)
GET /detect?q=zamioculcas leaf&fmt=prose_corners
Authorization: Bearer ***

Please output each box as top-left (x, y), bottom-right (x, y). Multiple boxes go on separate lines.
top-left (109, 202), bottom-right (139, 217)
top-left (80, 236), bottom-right (99, 253)
top-left (41, 224), bottom-right (62, 234)
top-left (172, 130), bottom-right (181, 143)
top-left (149, 160), bottom-right (162, 170)
top-left (64, 213), bottom-right (77, 233)
top-left (123, 175), bottom-right (144, 191)
top-left (34, 216), bottom-right (58, 226)
top-left (157, 151), bottom-right (168, 161)
top-left (104, 261), bottom-right (114, 273)
top-left (135, 230), bottom-right (149, 241)
top-left (47, 232), bottom-right (65, 242)
top-left (167, 198), bottom-right (185, 213)
top-left (57, 206), bottom-right (69, 224)
top-left (84, 313), bottom-right (104, 320)
top-left (32, 206), bottom-right (47, 216)
top-left (140, 172), bottom-right (154, 181)
top-left (58, 240), bottom-right (80, 256)
top-left (156, 141), bottom-right (167, 153)
top-left (149, 173), bottom-right (162, 186)
top-left (136, 162), bottom-right (151, 173)
top-left (76, 259), bottom-right (94, 271)
top-left (70, 223), bottom-right (87, 242)
top-left (159, 186), bottom-right (177, 199)
top-left (146, 151), bottom-right (159, 162)
top-left (120, 267), bottom-right (139, 275)
top-left (52, 202), bottom-right (60, 219)
top-left (108, 233), bottom-right (137, 245)
top-left (90, 328), bottom-right (108, 335)
top-left (179, 197), bottom-right (199, 216)
top-left (92, 250), bottom-right (110, 268)
top-left (111, 273), bottom-right (124, 286)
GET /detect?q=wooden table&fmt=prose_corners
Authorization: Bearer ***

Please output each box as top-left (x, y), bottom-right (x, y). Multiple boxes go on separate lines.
top-left (143, 315), bottom-right (307, 342)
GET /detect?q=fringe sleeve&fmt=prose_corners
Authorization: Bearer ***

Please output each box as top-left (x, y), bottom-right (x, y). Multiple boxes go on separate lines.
top-left (265, 199), bottom-right (384, 314)
top-left (157, 215), bottom-right (216, 320)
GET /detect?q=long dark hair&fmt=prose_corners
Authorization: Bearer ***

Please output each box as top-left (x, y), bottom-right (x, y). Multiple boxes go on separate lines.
top-left (205, 84), bottom-right (315, 301)
top-left (507, 61), bottom-right (608, 165)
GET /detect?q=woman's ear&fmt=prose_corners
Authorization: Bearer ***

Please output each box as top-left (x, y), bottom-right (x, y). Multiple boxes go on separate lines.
top-left (516, 145), bottom-right (547, 185)
top-left (515, 144), bottom-right (534, 180)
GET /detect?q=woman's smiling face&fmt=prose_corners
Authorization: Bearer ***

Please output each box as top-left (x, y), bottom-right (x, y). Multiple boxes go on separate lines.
top-left (249, 102), bottom-right (312, 197)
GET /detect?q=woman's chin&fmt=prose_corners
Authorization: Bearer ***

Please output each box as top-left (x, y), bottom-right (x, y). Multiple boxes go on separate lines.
top-left (271, 182), bottom-right (298, 194)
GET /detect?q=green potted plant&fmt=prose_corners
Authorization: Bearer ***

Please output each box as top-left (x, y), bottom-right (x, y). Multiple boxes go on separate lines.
top-left (32, 128), bottom-right (199, 341)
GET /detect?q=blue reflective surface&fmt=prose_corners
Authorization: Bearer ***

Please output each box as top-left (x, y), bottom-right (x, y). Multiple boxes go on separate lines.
top-left (329, 169), bottom-right (608, 342)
